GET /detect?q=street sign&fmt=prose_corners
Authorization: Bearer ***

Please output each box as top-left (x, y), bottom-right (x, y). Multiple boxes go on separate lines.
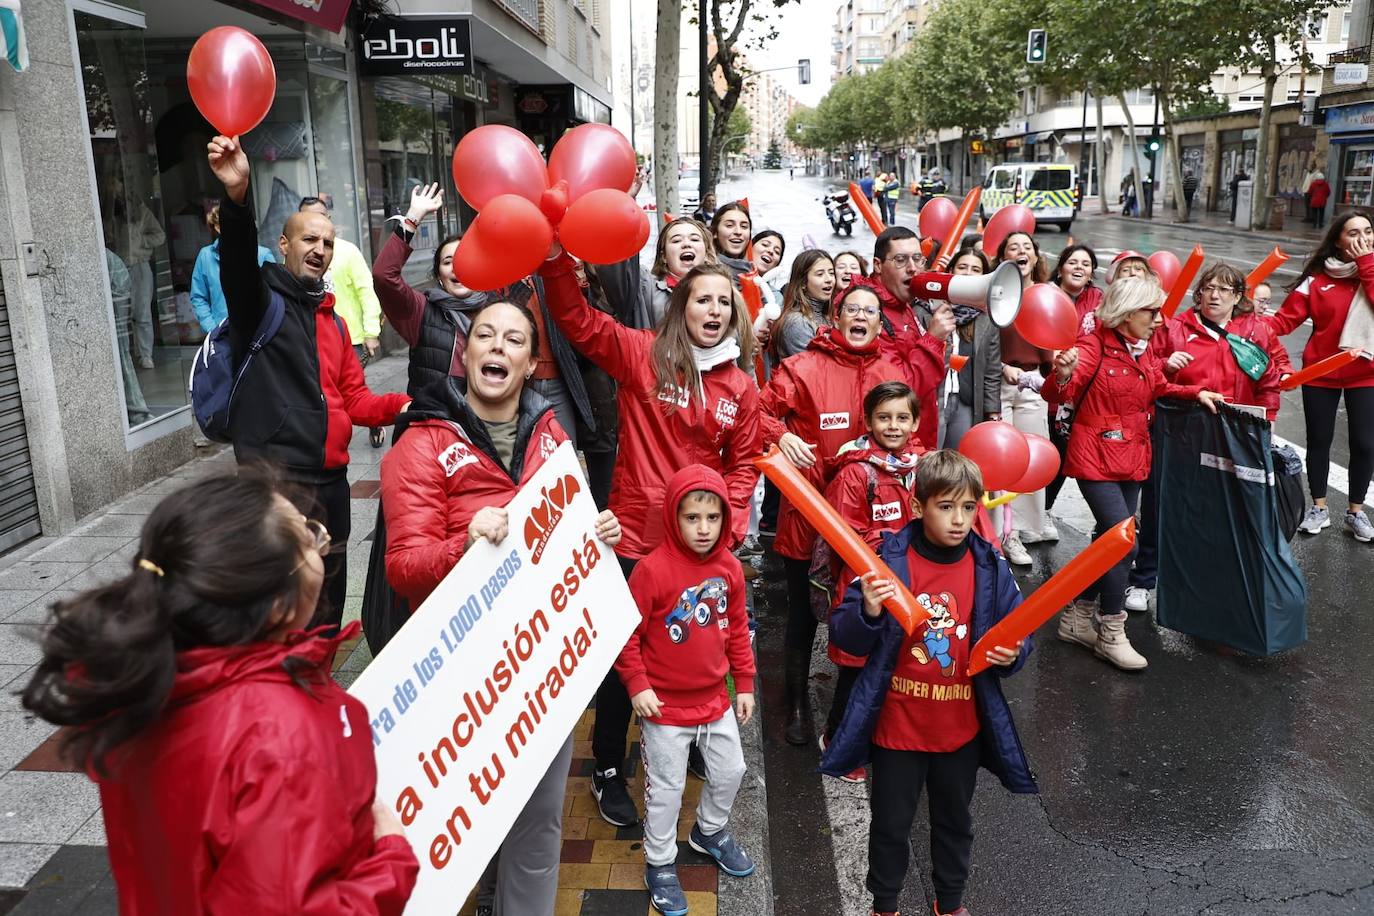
top-left (1334, 63), bottom-right (1369, 85)
top-left (359, 16), bottom-right (472, 76)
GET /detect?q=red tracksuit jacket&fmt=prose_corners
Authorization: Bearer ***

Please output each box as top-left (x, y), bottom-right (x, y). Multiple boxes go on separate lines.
top-left (1158, 309), bottom-right (1291, 420)
top-left (1266, 254), bottom-right (1374, 389)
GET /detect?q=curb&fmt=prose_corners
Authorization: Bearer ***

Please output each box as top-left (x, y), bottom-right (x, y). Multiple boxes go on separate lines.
top-left (1077, 211), bottom-right (1321, 249)
top-left (717, 665), bottom-right (774, 916)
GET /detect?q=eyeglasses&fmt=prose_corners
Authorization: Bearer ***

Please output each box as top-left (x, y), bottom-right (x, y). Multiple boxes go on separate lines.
top-left (1199, 284), bottom-right (1240, 295)
top-left (291, 519), bottom-right (332, 572)
top-left (839, 303), bottom-right (880, 318)
top-left (883, 254), bottom-right (923, 268)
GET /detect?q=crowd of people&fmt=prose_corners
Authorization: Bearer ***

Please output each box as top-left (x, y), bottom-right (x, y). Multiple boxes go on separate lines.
top-left (19, 133), bottom-right (1374, 916)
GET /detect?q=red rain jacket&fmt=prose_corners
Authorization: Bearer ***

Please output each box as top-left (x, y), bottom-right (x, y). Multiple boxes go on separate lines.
top-left (381, 382), bottom-right (567, 607)
top-left (616, 465), bottom-right (756, 725)
top-left (540, 253), bottom-right (762, 558)
top-left (97, 624), bottom-right (418, 915)
top-left (1158, 309), bottom-right (1291, 420)
top-left (760, 326), bottom-right (908, 559)
top-left (1266, 254), bottom-right (1374, 389)
top-left (1040, 325), bottom-right (1202, 481)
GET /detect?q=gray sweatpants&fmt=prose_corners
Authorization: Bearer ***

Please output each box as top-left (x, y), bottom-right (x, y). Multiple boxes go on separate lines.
top-left (477, 734), bottom-right (574, 916)
top-left (640, 710), bottom-right (747, 867)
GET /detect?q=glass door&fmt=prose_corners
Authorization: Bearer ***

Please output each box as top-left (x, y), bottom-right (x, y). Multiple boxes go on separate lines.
top-left (1341, 146), bottom-right (1374, 208)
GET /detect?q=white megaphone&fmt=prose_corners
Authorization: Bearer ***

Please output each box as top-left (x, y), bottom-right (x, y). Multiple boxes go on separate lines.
top-left (909, 260), bottom-right (1022, 328)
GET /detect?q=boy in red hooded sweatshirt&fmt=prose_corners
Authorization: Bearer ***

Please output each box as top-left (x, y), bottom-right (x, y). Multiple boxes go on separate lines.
top-left (616, 465), bottom-right (757, 916)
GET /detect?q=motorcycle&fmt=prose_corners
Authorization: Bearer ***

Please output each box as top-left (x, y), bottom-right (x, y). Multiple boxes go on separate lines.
top-left (823, 190), bottom-right (856, 236)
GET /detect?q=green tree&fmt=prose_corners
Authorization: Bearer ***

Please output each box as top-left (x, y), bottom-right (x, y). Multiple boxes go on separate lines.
top-left (763, 137), bottom-right (783, 168)
top-left (724, 106), bottom-right (751, 154)
top-left (901, 0), bottom-right (1022, 141)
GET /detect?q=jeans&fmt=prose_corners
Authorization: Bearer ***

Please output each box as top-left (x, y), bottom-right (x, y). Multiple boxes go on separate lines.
top-left (528, 377), bottom-right (578, 449)
top-left (1129, 421), bottom-right (1163, 590)
top-left (1076, 479), bottom-right (1142, 615)
top-left (304, 473), bottom-right (351, 632)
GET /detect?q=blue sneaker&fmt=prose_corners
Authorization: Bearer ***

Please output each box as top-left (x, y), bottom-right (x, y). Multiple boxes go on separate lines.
top-left (645, 864), bottom-right (689, 915)
top-left (688, 823), bottom-right (755, 877)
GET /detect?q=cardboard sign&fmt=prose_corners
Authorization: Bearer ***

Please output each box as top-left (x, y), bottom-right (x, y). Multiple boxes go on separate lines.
top-left (350, 443), bottom-right (638, 912)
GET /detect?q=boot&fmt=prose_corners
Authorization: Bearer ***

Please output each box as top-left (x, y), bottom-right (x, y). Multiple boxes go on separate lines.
top-left (1056, 599), bottom-right (1098, 650)
top-left (783, 652), bottom-right (811, 746)
top-left (1094, 612), bottom-right (1148, 670)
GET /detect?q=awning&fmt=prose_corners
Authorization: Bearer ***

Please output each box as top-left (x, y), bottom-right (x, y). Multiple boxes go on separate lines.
top-left (0, 0), bottom-right (28, 73)
top-left (1329, 133), bottom-right (1374, 145)
top-left (1029, 131), bottom-right (1057, 144)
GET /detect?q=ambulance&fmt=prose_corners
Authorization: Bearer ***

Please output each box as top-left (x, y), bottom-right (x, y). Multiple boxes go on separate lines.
top-left (980, 162), bottom-right (1078, 232)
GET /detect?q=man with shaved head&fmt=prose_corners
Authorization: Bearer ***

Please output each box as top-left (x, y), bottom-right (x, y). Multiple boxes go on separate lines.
top-left (208, 134), bottom-right (409, 632)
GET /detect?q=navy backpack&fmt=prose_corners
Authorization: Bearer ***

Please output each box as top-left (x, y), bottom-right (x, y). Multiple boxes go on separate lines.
top-left (187, 294), bottom-right (286, 443)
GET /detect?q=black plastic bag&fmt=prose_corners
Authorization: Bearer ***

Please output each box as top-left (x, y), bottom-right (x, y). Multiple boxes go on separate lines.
top-left (1154, 401), bottom-right (1307, 655)
top-left (1271, 443), bottom-right (1305, 542)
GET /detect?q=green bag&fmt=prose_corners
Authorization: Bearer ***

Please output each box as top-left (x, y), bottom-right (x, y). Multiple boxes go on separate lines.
top-left (1225, 333), bottom-right (1270, 381)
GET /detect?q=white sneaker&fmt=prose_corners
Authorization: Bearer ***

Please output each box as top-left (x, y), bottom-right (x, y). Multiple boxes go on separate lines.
top-left (1124, 586), bottom-right (1151, 613)
top-left (1001, 534), bottom-right (1032, 566)
top-left (1039, 520), bottom-right (1059, 543)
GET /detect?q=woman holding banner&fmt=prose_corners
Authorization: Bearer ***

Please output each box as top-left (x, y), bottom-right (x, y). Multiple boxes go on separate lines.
top-left (539, 255), bottom-right (763, 829)
top-left (381, 297), bottom-right (624, 915)
top-left (1043, 277), bottom-right (1225, 671)
top-left (1267, 213), bottom-right (1374, 542)
top-left (22, 472), bottom-right (420, 914)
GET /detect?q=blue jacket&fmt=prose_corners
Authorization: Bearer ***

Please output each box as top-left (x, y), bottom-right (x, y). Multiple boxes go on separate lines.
top-left (191, 239), bottom-right (278, 333)
top-left (819, 523), bottom-right (1038, 794)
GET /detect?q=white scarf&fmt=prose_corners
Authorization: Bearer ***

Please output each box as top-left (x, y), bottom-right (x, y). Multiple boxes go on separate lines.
top-left (691, 338), bottom-right (742, 404)
top-left (1325, 258), bottom-right (1374, 354)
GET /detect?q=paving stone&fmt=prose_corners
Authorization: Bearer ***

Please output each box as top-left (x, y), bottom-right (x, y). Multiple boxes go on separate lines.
top-left (0, 774), bottom-right (99, 845)
top-left (0, 565), bottom-right (86, 594)
top-left (9, 845), bottom-right (115, 915)
top-left (0, 843), bottom-right (58, 889)
top-left (24, 539), bottom-right (129, 566)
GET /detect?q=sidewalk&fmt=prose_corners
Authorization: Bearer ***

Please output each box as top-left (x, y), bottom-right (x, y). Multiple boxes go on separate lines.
top-left (0, 350), bottom-right (769, 916)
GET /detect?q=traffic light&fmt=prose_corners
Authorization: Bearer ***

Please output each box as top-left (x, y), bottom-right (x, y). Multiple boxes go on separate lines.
top-left (1145, 133), bottom-right (1162, 160)
top-left (798, 58), bottom-right (811, 85)
top-left (1026, 29), bottom-right (1047, 64)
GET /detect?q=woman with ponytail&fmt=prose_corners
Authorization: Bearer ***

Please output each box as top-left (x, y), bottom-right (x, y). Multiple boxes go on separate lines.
top-left (22, 471), bottom-right (418, 915)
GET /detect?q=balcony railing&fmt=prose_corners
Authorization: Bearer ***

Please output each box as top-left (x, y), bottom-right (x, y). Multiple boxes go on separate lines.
top-left (1328, 44), bottom-right (1370, 65)
top-left (495, 0), bottom-right (541, 36)
top-left (1324, 43), bottom-right (1373, 92)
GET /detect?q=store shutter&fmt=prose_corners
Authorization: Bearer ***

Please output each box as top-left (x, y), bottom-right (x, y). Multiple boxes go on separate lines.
top-left (0, 270), bottom-right (41, 552)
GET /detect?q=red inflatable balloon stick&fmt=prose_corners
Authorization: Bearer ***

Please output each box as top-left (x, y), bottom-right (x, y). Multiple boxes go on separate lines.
top-left (1246, 246), bottom-right (1289, 297)
top-left (934, 188), bottom-right (983, 267)
top-left (919, 197), bottom-right (958, 244)
top-left (968, 518), bottom-right (1135, 675)
top-left (958, 421), bottom-right (1031, 492)
top-left (187, 27), bottom-right (277, 137)
top-left (454, 195), bottom-right (552, 291)
top-left (848, 182), bottom-right (886, 235)
top-left (1148, 250), bottom-right (1182, 291)
top-left (1014, 283), bottom-right (1077, 350)
top-left (1280, 349), bottom-right (1365, 390)
top-left (1007, 433), bottom-right (1060, 493)
top-left (755, 450), bottom-right (930, 635)
top-left (560, 189), bottom-right (650, 265)
top-left (1161, 244), bottom-right (1205, 319)
top-left (949, 353), bottom-right (969, 372)
top-left (547, 124), bottom-right (638, 202)
top-left (452, 125), bottom-right (549, 210)
top-left (981, 204), bottom-right (1035, 257)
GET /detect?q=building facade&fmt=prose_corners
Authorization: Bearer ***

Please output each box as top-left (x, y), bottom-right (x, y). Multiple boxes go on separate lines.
top-left (0, 0), bottom-right (610, 552)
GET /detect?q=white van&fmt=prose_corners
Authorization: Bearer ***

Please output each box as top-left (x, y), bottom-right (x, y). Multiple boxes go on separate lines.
top-left (981, 162), bottom-right (1078, 232)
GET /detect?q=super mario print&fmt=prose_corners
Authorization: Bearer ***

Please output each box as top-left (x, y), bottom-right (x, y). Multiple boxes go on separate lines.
top-left (910, 591), bottom-right (968, 678)
top-left (664, 576), bottom-right (729, 644)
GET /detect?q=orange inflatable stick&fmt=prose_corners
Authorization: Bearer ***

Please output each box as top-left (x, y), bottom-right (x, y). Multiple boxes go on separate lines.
top-left (739, 197), bottom-right (750, 211)
top-left (1280, 349), bottom-right (1364, 390)
top-left (967, 518), bottom-right (1135, 675)
top-left (739, 273), bottom-right (768, 385)
top-left (849, 182), bottom-right (886, 236)
top-left (662, 212), bottom-right (675, 226)
top-left (1246, 246), bottom-right (1288, 297)
top-left (755, 449), bottom-right (930, 634)
top-left (1161, 244), bottom-right (1205, 319)
top-left (934, 187), bottom-right (983, 269)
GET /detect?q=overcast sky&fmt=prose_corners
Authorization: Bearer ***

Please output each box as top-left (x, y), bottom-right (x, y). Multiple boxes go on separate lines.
top-left (747, 0), bottom-right (836, 108)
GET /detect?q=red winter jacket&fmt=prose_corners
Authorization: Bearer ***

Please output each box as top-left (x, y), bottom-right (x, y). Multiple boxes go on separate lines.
top-left (381, 381), bottom-right (567, 607)
top-left (1069, 283), bottom-right (1103, 337)
top-left (1158, 309), bottom-right (1291, 420)
top-left (98, 623), bottom-right (418, 915)
top-left (1266, 254), bottom-right (1374, 389)
top-left (760, 326), bottom-right (908, 559)
top-left (540, 254), bottom-right (762, 558)
top-left (1308, 178), bottom-right (1331, 208)
top-left (616, 466), bottom-right (756, 726)
top-left (847, 276), bottom-right (947, 447)
top-left (1041, 325), bottom-right (1203, 481)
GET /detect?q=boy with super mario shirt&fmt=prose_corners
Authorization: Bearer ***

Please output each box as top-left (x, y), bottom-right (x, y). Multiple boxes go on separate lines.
top-left (820, 450), bottom-right (1038, 916)
top-left (616, 465), bottom-right (757, 916)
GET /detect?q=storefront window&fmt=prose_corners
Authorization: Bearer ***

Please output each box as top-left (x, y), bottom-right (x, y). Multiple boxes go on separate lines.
top-left (1341, 147), bottom-right (1374, 208)
top-left (76, 11), bottom-right (184, 429)
top-left (309, 69), bottom-right (363, 250)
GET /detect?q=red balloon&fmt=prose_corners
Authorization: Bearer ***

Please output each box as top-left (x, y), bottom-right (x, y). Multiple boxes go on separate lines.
top-left (919, 197), bottom-right (958, 244)
top-left (547, 124), bottom-right (637, 201)
top-left (452, 126), bottom-right (548, 210)
top-left (540, 180), bottom-right (570, 226)
top-left (958, 421), bottom-right (1031, 492)
top-left (560, 189), bottom-right (650, 264)
top-left (1148, 250), bottom-right (1182, 290)
top-left (453, 195), bottom-right (552, 291)
top-left (1014, 283), bottom-right (1078, 350)
top-left (187, 27), bottom-right (276, 137)
top-left (1008, 433), bottom-right (1060, 493)
top-left (983, 204), bottom-right (1036, 257)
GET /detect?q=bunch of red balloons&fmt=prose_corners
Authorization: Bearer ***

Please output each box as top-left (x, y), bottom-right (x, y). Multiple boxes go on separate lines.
top-left (958, 421), bottom-right (1060, 493)
top-left (451, 124), bottom-right (648, 290)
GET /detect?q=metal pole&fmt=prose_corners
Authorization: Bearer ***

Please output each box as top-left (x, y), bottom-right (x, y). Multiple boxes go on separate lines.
top-left (628, 0), bottom-right (636, 151)
top-left (1148, 90), bottom-right (1160, 219)
top-left (699, 0), bottom-right (710, 203)
top-left (1077, 84), bottom-right (1089, 211)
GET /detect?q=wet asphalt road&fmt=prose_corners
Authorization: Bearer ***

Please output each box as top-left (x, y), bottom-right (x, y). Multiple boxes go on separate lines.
top-left (718, 170), bottom-right (1374, 915)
